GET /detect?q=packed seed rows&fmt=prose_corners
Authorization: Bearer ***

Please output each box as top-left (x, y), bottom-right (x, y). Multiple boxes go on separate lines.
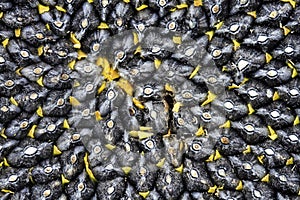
top-left (0, 0), bottom-right (300, 199)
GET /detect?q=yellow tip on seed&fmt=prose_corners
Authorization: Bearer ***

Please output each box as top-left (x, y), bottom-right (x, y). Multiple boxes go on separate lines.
top-left (205, 30), bottom-right (214, 41)
top-left (214, 150), bottom-right (222, 160)
top-left (235, 180), bottom-right (243, 190)
top-left (133, 98), bottom-right (145, 109)
top-left (36, 106), bottom-right (43, 117)
top-left (105, 144), bottom-right (116, 150)
top-left (10, 97), bottom-right (18, 106)
top-left (122, 167), bottom-right (132, 175)
top-left (156, 158), bottom-right (165, 168)
top-left (95, 111), bottom-right (103, 121)
top-left (257, 155), bottom-right (265, 164)
top-left (69, 96), bottom-right (81, 106)
top-left (173, 36), bottom-right (182, 44)
top-left (189, 65), bottom-right (201, 79)
top-left (175, 164), bottom-right (183, 173)
top-left (247, 103), bottom-right (255, 115)
top-left (232, 39), bottom-right (240, 51)
top-left (55, 5), bottom-right (66, 12)
top-left (139, 191), bottom-right (150, 198)
top-left (247, 10), bottom-right (257, 18)
top-left (53, 145), bottom-right (62, 155)
top-left (201, 91), bottom-right (216, 106)
top-left (195, 126), bottom-right (205, 137)
top-left (267, 125), bottom-right (278, 140)
top-left (15, 28), bottom-right (21, 38)
top-left (117, 78), bottom-right (133, 96)
top-left (154, 59), bottom-right (161, 69)
top-left (77, 50), bottom-right (87, 60)
top-left (38, 4), bottom-right (50, 14)
top-left (243, 145), bottom-right (251, 154)
top-left (294, 116), bottom-right (300, 126)
top-left (208, 185), bottom-right (217, 194)
top-left (261, 174), bottom-right (270, 183)
top-left (98, 22), bottom-right (109, 29)
top-left (272, 91), bottom-right (280, 101)
top-left (61, 174), bottom-right (70, 185)
top-left (84, 153), bottom-right (97, 182)
top-left (70, 32), bottom-right (81, 49)
top-left (97, 82), bottom-right (106, 94)
top-left (194, 0), bottom-right (202, 6)
top-left (63, 119), bottom-right (70, 129)
top-left (286, 157), bottom-right (294, 165)
top-left (214, 21), bottom-right (223, 30)
top-left (27, 125), bottom-right (37, 138)
top-left (219, 120), bottom-right (231, 128)
top-left (265, 53), bottom-right (272, 63)
top-left (2, 38), bottom-right (9, 48)
top-left (136, 4), bottom-right (148, 11)
top-left (37, 76), bottom-right (44, 87)
top-left (68, 60), bottom-right (76, 70)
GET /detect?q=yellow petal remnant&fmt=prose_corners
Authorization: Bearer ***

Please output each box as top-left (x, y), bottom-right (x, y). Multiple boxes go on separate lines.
top-left (139, 191), bottom-right (150, 199)
top-left (87, 0), bottom-right (94, 3)
top-left (265, 53), bottom-right (272, 63)
top-left (189, 65), bottom-right (200, 79)
top-left (53, 145), bottom-right (62, 156)
top-left (70, 32), bottom-right (81, 49)
top-left (282, 26), bottom-right (291, 36)
top-left (235, 180), bottom-right (243, 191)
top-left (201, 91), bottom-right (216, 106)
top-left (140, 126), bottom-right (153, 131)
top-left (136, 4), bottom-right (148, 11)
top-left (55, 5), bottom-right (67, 12)
top-left (117, 78), bottom-right (133, 96)
top-left (15, 28), bottom-right (21, 37)
top-left (27, 125), bottom-right (37, 138)
top-left (37, 76), bottom-right (44, 87)
top-left (38, 4), bottom-right (50, 14)
top-left (219, 120), bottom-right (231, 128)
top-left (272, 91), bottom-right (280, 101)
top-left (267, 125), bottom-right (278, 140)
top-left (97, 81), bottom-right (106, 94)
top-left (214, 150), bottom-right (222, 160)
top-left (84, 153), bottom-right (97, 182)
top-left (1, 189), bottom-right (14, 194)
top-left (0, 12), bottom-right (3, 19)
top-left (247, 11), bottom-right (257, 18)
top-left (61, 174), bottom-right (70, 185)
top-left (38, 46), bottom-right (44, 56)
top-left (205, 30), bottom-right (214, 41)
top-left (175, 164), bottom-right (183, 173)
top-left (257, 155), bottom-right (265, 164)
top-left (281, 0), bottom-right (296, 8)
top-left (77, 50), bottom-right (87, 60)
top-left (294, 116), bottom-right (300, 126)
top-left (206, 153), bottom-right (214, 162)
top-left (247, 103), bottom-right (255, 115)
top-left (0, 128), bottom-right (7, 139)
top-left (286, 157), bottom-right (294, 165)
top-left (154, 59), bottom-right (161, 69)
top-left (194, 0), bottom-right (202, 6)
top-left (133, 98), bottom-right (145, 109)
top-left (36, 106), bottom-right (43, 117)
top-left (63, 119), bottom-right (70, 129)
top-left (68, 60), bottom-right (76, 70)
top-left (261, 174), bottom-right (270, 183)
top-left (69, 96), bottom-right (81, 106)
top-left (98, 22), bottom-right (109, 29)
top-left (2, 38), bottom-right (9, 48)
top-left (10, 97), bottom-right (18, 106)
top-left (172, 102), bottom-right (182, 113)
top-left (214, 21), bottom-right (223, 30)
top-left (176, 3), bottom-right (188, 9)
top-left (195, 126), bottom-right (205, 137)
top-left (105, 144), bottom-right (116, 150)
top-left (156, 158), bottom-right (165, 168)
top-left (165, 83), bottom-right (175, 93)
top-left (243, 145), bottom-right (251, 154)
top-left (232, 39), bottom-right (240, 51)
top-left (95, 111), bottom-right (103, 121)
top-left (173, 36), bottom-right (182, 44)
top-left (133, 31), bottom-right (139, 45)
top-left (208, 185), bottom-right (217, 194)
top-left (122, 167), bottom-right (132, 175)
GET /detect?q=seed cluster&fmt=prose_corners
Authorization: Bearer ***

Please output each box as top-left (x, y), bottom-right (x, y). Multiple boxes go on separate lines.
top-left (0, 0), bottom-right (300, 199)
